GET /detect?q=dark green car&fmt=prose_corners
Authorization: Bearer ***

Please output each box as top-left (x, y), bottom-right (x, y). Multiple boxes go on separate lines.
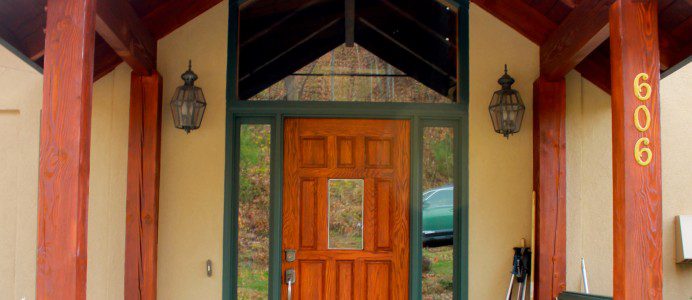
top-left (422, 185), bottom-right (454, 244)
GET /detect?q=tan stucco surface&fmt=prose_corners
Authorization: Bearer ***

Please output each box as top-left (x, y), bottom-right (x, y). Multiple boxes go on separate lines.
top-left (564, 70), bottom-right (615, 295)
top-left (468, 3), bottom-right (538, 299)
top-left (565, 63), bottom-right (692, 299)
top-left (86, 63), bottom-right (132, 299)
top-left (0, 43), bottom-right (42, 300)
top-left (659, 63), bottom-right (692, 298)
top-left (155, 2), bottom-right (229, 299)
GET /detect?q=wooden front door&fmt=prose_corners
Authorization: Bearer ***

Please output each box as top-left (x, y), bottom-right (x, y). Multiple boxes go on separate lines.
top-left (282, 118), bottom-right (410, 300)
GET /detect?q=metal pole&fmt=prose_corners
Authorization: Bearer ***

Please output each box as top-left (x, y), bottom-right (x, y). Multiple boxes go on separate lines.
top-left (581, 258), bottom-right (590, 293)
top-left (506, 274), bottom-right (515, 300)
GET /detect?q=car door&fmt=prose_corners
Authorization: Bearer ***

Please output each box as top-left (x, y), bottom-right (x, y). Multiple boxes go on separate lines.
top-left (422, 188), bottom-right (454, 235)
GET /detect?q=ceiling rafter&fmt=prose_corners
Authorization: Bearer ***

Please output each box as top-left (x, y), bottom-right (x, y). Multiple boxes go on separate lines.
top-left (95, 0), bottom-right (156, 75)
top-left (540, 0), bottom-right (614, 79)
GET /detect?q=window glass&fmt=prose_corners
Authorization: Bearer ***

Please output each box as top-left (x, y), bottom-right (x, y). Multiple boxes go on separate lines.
top-left (422, 127), bottom-right (454, 299)
top-left (237, 124), bottom-right (271, 299)
top-left (247, 44), bottom-right (453, 103)
top-left (328, 179), bottom-right (365, 249)
top-left (425, 188), bottom-right (453, 208)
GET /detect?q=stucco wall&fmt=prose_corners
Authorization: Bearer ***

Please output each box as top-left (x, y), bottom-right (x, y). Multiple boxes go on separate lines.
top-left (468, 3), bottom-right (537, 299)
top-left (564, 71), bottom-right (614, 295)
top-left (156, 2), bottom-right (229, 299)
top-left (565, 63), bottom-right (692, 299)
top-left (0, 41), bottom-right (42, 300)
top-left (659, 63), bottom-right (692, 298)
top-left (86, 63), bottom-right (132, 299)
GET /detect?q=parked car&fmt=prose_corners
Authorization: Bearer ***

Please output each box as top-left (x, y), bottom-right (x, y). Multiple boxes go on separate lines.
top-left (422, 185), bottom-right (454, 245)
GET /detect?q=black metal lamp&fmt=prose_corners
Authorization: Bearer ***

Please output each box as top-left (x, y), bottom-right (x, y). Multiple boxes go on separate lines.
top-left (489, 65), bottom-right (525, 138)
top-left (170, 60), bottom-right (206, 133)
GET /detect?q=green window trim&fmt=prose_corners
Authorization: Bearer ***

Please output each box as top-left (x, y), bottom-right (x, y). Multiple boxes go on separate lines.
top-left (223, 1), bottom-right (470, 299)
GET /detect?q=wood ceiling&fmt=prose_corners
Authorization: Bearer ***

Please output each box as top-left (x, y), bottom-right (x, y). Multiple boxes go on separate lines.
top-left (239, 0), bottom-right (458, 99)
top-left (0, 0), bottom-right (689, 94)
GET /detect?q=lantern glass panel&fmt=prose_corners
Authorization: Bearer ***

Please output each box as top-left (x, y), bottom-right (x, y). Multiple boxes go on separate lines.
top-left (489, 88), bottom-right (524, 137)
top-left (170, 85), bottom-right (206, 132)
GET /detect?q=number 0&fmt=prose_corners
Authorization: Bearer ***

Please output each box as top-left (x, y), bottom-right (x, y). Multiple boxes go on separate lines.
top-left (634, 105), bottom-right (651, 132)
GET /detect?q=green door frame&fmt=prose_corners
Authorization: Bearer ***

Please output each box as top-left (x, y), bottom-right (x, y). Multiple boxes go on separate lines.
top-left (222, 1), bottom-right (470, 299)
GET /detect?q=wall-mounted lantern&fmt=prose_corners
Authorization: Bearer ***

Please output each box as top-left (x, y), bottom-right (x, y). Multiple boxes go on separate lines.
top-left (489, 65), bottom-right (525, 138)
top-left (170, 60), bottom-right (206, 133)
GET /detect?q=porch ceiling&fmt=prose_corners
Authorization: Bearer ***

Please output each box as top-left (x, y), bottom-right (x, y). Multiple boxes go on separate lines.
top-left (238, 0), bottom-right (458, 99)
top-left (0, 0), bottom-right (689, 92)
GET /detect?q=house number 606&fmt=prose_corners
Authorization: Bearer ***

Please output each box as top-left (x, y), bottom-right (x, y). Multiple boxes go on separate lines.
top-left (633, 73), bottom-right (652, 166)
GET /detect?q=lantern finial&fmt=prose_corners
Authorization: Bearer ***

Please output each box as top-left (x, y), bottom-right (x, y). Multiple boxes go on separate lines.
top-left (181, 60), bottom-right (198, 85)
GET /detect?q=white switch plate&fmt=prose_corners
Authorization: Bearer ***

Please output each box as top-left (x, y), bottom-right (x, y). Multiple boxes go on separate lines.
top-left (675, 215), bottom-right (692, 263)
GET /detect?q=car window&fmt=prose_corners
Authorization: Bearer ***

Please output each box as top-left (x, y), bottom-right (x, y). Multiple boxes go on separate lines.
top-left (424, 188), bottom-right (453, 208)
top-left (423, 190), bottom-right (437, 202)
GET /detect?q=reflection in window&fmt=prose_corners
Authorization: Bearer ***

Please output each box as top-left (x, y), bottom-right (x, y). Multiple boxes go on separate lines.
top-left (422, 127), bottom-right (454, 299)
top-left (238, 124), bottom-right (271, 299)
top-left (249, 44), bottom-right (453, 103)
top-left (328, 179), bottom-right (364, 249)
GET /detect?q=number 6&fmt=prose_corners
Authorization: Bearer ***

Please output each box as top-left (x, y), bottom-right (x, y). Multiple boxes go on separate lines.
top-left (634, 137), bottom-right (652, 166)
top-left (634, 73), bottom-right (652, 101)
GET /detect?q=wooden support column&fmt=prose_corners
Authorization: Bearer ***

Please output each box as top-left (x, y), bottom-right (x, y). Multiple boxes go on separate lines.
top-left (609, 0), bottom-right (662, 299)
top-left (533, 77), bottom-right (566, 300)
top-left (125, 72), bottom-right (163, 300)
top-left (37, 0), bottom-right (95, 299)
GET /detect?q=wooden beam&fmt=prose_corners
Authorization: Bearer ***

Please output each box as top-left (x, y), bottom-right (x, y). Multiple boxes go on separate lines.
top-left (471, 0), bottom-right (556, 44)
top-left (540, 0), bottom-right (614, 79)
top-left (125, 71), bottom-right (163, 300)
top-left (533, 76), bottom-right (567, 300)
top-left (142, 0), bottom-right (223, 40)
top-left (609, 0), bottom-right (662, 298)
top-left (95, 0), bottom-right (156, 75)
top-left (471, 0), bottom-right (614, 92)
top-left (93, 0), bottom-right (222, 79)
top-left (37, 0), bottom-right (95, 299)
top-left (659, 29), bottom-right (692, 71)
top-left (575, 49), bottom-right (611, 92)
top-left (345, 0), bottom-right (355, 46)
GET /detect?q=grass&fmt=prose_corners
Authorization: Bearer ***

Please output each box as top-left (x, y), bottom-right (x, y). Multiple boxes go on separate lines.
top-left (238, 266), bottom-right (269, 299)
top-left (422, 245), bottom-right (454, 300)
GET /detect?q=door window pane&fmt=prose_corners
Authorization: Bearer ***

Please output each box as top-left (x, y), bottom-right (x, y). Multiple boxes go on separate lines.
top-left (328, 179), bottom-right (364, 249)
top-left (422, 127), bottom-right (454, 299)
top-left (238, 124), bottom-right (271, 299)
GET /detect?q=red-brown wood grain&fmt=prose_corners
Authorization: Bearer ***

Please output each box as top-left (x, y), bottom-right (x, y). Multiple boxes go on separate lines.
top-left (472, 0), bottom-right (557, 44)
top-left (540, 0), bottom-right (614, 79)
top-left (37, 0), bottom-right (95, 298)
top-left (95, 0), bottom-right (157, 75)
top-left (283, 118), bottom-right (410, 300)
top-left (533, 77), bottom-right (567, 300)
top-left (125, 71), bottom-right (163, 300)
top-left (609, 1), bottom-right (662, 299)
